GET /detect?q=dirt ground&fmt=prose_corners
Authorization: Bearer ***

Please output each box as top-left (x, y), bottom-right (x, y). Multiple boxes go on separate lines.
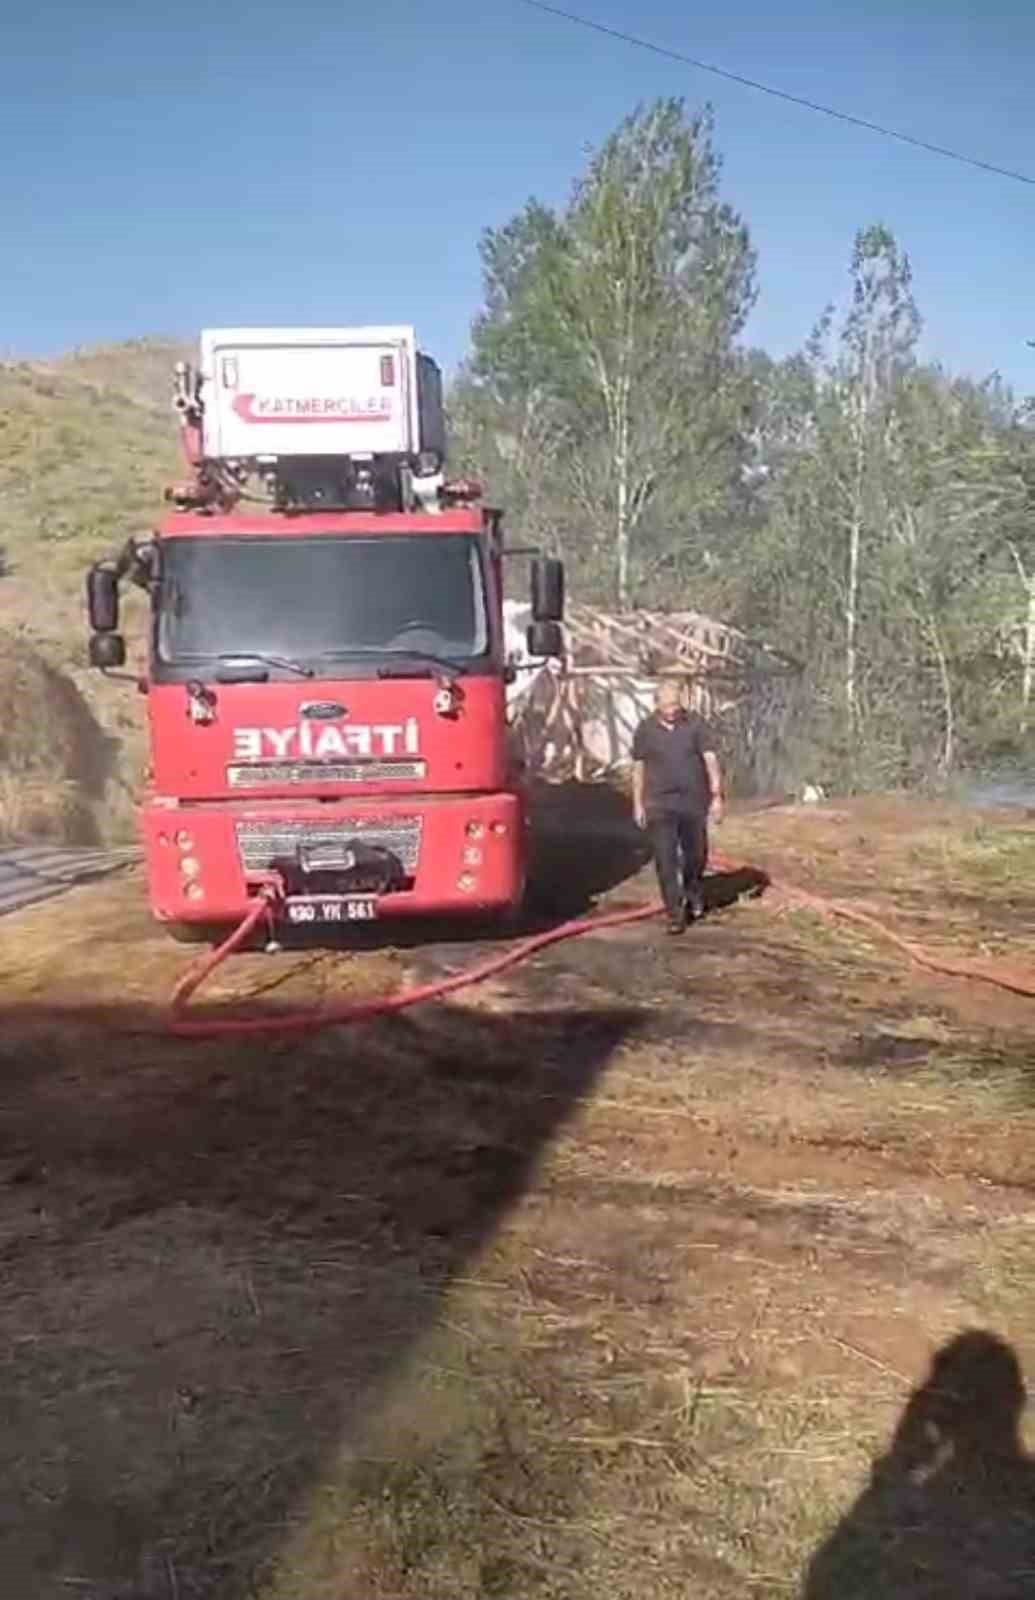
top-left (3, 786), bottom-right (1035, 1599)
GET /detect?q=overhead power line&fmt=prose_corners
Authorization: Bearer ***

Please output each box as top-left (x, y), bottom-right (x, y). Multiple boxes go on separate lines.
top-left (515, 0), bottom-right (1035, 189)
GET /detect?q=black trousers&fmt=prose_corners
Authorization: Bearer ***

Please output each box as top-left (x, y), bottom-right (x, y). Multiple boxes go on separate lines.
top-left (647, 810), bottom-right (708, 917)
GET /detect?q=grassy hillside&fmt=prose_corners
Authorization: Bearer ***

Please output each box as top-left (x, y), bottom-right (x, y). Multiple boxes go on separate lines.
top-left (0, 338), bottom-right (184, 617)
top-left (0, 339), bottom-right (187, 842)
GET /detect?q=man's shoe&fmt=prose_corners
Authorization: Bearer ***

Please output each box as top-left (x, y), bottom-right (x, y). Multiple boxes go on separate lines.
top-left (666, 911), bottom-right (686, 936)
top-left (686, 890), bottom-right (705, 922)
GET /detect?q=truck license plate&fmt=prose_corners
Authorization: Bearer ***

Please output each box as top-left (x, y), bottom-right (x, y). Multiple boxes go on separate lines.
top-left (285, 898), bottom-right (378, 925)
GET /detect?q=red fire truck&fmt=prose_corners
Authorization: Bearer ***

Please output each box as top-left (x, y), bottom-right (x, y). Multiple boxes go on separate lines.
top-left (85, 326), bottom-right (564, 941)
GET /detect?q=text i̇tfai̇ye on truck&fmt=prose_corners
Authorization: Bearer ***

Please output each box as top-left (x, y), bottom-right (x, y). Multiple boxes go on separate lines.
top-left (85, 326), bottom-right (565, 942)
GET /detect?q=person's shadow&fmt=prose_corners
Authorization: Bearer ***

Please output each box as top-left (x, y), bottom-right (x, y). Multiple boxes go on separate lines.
top-left (803, 1330), bottom-right (1035, 1599)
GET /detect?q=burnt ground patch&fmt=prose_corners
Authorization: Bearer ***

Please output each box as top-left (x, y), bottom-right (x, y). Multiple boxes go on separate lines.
top-left (0, 996), bottom-right (639, 1599)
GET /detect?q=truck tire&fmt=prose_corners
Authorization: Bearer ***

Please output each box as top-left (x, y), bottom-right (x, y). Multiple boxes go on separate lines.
top-left (486, 901), bottom-right (527, 940)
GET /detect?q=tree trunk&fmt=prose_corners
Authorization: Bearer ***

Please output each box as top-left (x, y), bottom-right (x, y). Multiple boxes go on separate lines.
top-left (929, 621), bottom-right (955, 776)
top-left (845, 513), bottom-right (860, 734)
top-left (845, 343), bottom-right (871, 744)
top-left (615, 385), bottom-right (631, 610)
top-left (1008, 544), bottom-right (1035, 734)
top-left (1021, 575), bottom-right (1035, 734)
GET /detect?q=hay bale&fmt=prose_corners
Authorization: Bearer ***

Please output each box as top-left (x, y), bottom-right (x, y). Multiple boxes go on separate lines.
top-left (0, 633), bottom-right (119, 844)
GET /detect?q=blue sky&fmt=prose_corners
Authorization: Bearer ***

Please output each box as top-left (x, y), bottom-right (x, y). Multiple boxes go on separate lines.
top-left (2, 0), bottom-right (1032, 394)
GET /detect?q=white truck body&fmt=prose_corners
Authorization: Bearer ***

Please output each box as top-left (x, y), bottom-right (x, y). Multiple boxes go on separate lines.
top-left (197, 326), bottom-right (445, 463)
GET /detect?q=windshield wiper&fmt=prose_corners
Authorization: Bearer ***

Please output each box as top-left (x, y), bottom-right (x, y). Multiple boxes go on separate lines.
top-left (318, 649), bottom-right (467, 679)
top-left (214, 652), bottom-right (314, 682)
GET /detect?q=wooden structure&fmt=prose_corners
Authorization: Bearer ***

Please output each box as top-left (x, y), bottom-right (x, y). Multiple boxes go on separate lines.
top-left (508, 604), bottom-right (801, 793)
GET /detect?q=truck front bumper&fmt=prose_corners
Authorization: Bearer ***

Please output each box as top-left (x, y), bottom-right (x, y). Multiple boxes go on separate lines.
top-left (141, 791), bottom-right (526, 925)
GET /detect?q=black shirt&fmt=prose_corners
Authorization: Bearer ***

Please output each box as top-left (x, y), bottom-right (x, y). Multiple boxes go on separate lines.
top-left (632, 711), bottom-right (714, 816)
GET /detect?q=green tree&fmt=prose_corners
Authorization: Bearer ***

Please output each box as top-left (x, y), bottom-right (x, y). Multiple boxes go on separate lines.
top-left (734, 227), bottom-right (927, 784)
top-left (824, 225), bottom-right (921, 741)
top-left (736, 270), bottom-right (1029, 785)
top-left (881, 370), bottom-right (1019, 773)
top-left (464, 99), bottom-right (755, 608)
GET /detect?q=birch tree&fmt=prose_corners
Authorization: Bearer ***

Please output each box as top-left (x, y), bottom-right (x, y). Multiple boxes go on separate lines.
top-left (832, 226), bottom-right (920, 738)
top-left (1000, 414), bottom-right (1035, 730)
top-left (885, 374), bottom-right (1021, 770)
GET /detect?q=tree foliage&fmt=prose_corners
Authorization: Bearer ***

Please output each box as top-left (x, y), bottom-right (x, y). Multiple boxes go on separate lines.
top-left (738, 252), bottom-right (1031, 786)
top-left (455, 102), bottom-right (1035, 788)
top-left (454, 100), bottom-right (755, 608)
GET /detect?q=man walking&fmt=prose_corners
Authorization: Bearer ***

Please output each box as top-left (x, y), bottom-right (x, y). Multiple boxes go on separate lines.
top-left (631, 681), bottom-right (724, 935)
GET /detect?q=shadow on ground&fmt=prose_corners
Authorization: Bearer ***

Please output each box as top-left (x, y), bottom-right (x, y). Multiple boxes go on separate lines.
top-left (703, 863), bottom-right (769, 911)
top-left (0, 995), bottom-right (641, 1598)
top-left (255, 782), bottom-right (770, 959)
top-left (803, 1330), bottom-right (1035, 1599)
top-left (524, 780), bottom-right (650, 921)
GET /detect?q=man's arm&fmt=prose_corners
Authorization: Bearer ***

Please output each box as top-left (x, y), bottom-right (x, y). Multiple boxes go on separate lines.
top-left (632, 760), bottom-right (647, 829)
top-left (703, 748), bottom-right (724, 823)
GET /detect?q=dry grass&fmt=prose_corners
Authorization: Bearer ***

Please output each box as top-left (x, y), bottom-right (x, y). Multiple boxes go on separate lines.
top-left (260, 1258), bottom-right (901, 1600)
top-left (3, 795), bottom-right (1035, 1598)
top-left (0, 770), bottom-right (83, 840)
top-left (254, 798), bottom-right (1035, 1600)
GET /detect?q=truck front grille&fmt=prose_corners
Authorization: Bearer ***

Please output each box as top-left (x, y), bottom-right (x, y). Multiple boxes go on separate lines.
top-left (236, 816), bottom-right (422, 876)
top-left (228, 759), bottom-right (426, 788)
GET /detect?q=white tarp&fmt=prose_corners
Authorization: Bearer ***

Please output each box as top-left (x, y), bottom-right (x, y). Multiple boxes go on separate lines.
top-left (577, 675), bottom-right (656, 771)
top-left (502, 599), bottom-right (543, 706)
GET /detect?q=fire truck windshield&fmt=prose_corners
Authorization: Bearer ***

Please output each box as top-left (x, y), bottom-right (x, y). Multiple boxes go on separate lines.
top-left (155, 533), bottom-right (491, 677)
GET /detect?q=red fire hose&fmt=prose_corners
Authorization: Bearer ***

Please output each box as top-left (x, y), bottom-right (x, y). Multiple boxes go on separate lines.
top-left (166, 848), bottom-right (1035, 1040)
top-left (168, 893), bottom-right (658, 1038)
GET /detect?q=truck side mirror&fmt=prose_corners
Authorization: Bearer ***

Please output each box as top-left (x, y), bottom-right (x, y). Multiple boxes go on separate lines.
top-left (89, 632), bottom-right (127, 670)
top-left (526, 621), bottom-right (563, 660)
top-left (87, 565), bottom-right (120, 632)
top-left (531, 557), bottom-right (565, 622)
